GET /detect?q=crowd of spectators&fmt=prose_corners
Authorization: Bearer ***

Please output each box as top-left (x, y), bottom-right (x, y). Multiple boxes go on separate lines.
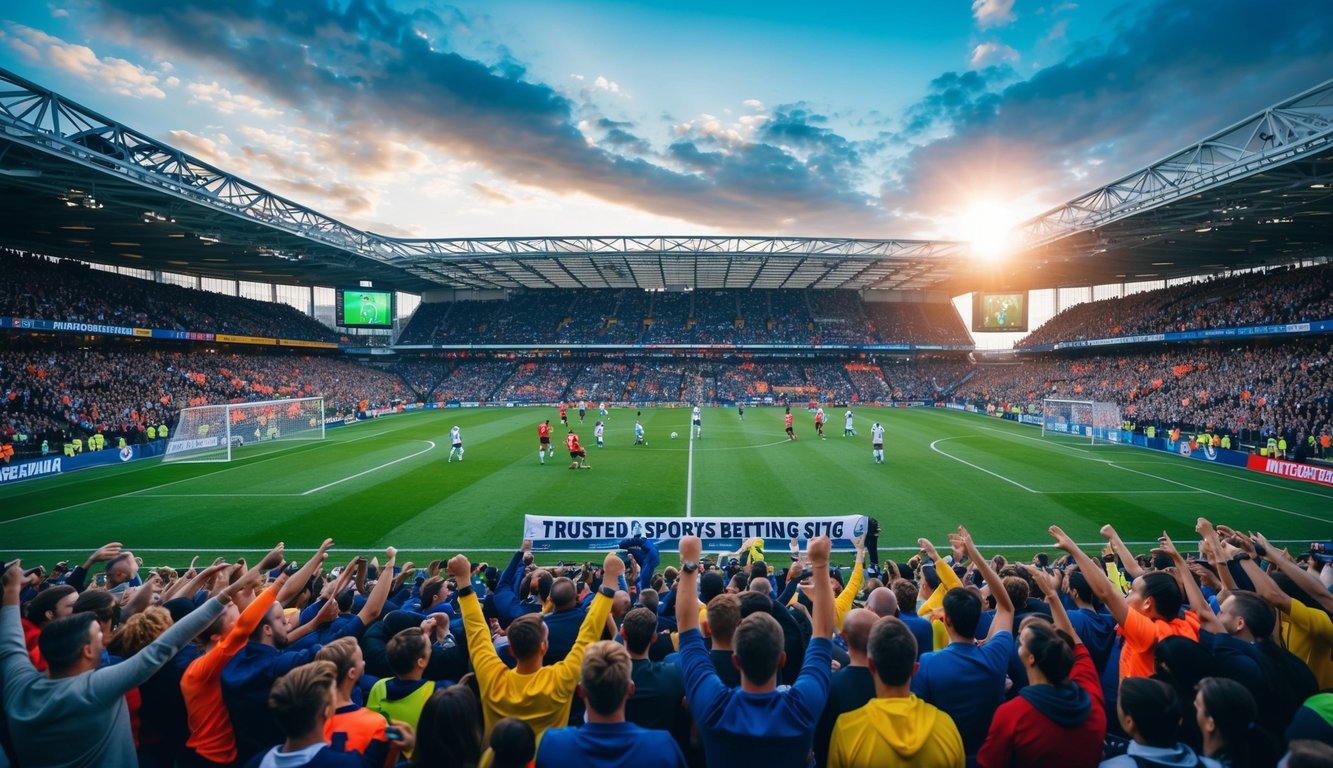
top-left (0, 252), bottom-right (339, 343)
top-left (6, 516), bottom-right (1333, 767)
top-left (1018, 263), bottom-right (1333, 349)
top-left (0, 347), bottom-right (409, 455)
top-left (958, 338), bottom-right (1332, 450)
top-left (395, 289), bottom-right (972, 347)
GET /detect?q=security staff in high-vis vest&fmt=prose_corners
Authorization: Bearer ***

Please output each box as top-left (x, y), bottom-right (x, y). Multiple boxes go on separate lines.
top-left (1278, 436), bottom-right (1288, 457)
top-left (72, 437), bottom-right (83, 454)
top-left (1266, 436), bottom-right (1278, 457)
top-left (159, 424), bottom-right (169, 440)
top-left (118, 436), bottom-right (128, 449)
top-left (147, 425), bottom-right (157, 441)
top-left (41, 439), bottom-right (49, 456)
top-left (1221, 434), bottom-right (1231, 450)
top-left (1146, 425), bottom-right (1156, 439)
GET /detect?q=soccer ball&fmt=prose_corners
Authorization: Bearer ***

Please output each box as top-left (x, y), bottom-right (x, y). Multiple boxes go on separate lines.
top-left (671, 431), bottom-right (678, 440)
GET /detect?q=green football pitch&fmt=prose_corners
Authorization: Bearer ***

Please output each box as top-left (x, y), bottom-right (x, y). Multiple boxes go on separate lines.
top-left (3, 406), bottom-right (1330, 567)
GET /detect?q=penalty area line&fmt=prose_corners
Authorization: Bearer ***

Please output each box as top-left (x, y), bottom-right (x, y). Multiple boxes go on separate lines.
top-left (930, 437), bottom-right (1038, 494)
top-left (301, 441), bottom-right (436, 496)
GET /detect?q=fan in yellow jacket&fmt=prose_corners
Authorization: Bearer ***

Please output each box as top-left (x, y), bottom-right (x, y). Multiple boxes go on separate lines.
top-left (451, 549), bottom-right (625, 744)
top-left (829, 616), bottom-right (964, 768)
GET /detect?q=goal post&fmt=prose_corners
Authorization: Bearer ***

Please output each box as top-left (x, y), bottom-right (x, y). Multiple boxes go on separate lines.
top-left (1040, 398), bottom-right (1123, 445)
top-left (163, 397), bottom-right (325, 463)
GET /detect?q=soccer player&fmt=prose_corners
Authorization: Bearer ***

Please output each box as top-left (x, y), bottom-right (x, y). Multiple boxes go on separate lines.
top-left (559, 403), bottom-right (568, 426)
top-left (634, 420), bottom-right (646, 446)
top-left (815, 407), bottom-right (826, 439)
top-left (578, 400), bottom-right (587, 423)
top-left (567, 431), bottom-right (590, 469)
top-left (359, 293), bottom-right (379, 325)
top-left (538, 420), bottom-right (553, 465)
top-left (871, 422), bottom-right (885, 464)
top-left (691, 405), bottom-right (702, 439)
top-left (448, 425), bottom-right (464, 463)
top-left (594, 421), bottom-right (605, 448)
top-left (738, 403), bottom-right (745, 421)
top-left (784, 407), bottom-right (797, 441)
top-left (844, 409), bottom-right (855, 437)
top-left (599, 401), bottom-right (609, 418)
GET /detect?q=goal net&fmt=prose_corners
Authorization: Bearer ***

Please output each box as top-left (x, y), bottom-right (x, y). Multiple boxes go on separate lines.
top-left (1040, 398), bottom-right (1122, 445)
top-left (163, 397), bottom-right (325, 463)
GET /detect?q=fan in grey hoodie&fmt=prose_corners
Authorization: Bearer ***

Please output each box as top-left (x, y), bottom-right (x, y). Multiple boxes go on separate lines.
top-left (1, 560), bottom-right (228, 768)
top-left (1100, 678), bottom-right (1222, 768)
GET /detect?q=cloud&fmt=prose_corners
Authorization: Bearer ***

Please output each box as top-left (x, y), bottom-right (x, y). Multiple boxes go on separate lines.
top-left (1, 22), bottom-right (168, 99)
top-left (969, 42), bottom-right (1019, 69)
top-left (88, 0), bottom-right (886, 235)
top-left (471, 181), bottom-right (515, 205)
top-left (592, 75), bottom-right (621, 94)
top-left (886, 0), bottom-right (1333, 232)
top-left (186, 80), bottom-right (283, 118)
top-left (972, 0), bottom-right (1016, 29)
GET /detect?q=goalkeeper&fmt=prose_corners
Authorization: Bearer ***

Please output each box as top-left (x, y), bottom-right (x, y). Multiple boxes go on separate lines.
top-left (359, 293), bottom-right (380, 324)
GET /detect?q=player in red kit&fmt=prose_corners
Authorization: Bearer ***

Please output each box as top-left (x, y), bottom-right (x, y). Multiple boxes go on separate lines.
top-left (537, 419), bottom-right (552, 464)
top-left (566, 430), bottom-right (590, 469)
top-left (784, 406), bottom-right (797, 441)
top-left (559, 403), bottom-right (568, 425)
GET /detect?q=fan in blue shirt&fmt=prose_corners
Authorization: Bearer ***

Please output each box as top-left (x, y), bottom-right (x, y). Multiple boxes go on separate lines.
top-left (535, 640), bottom-right (686, 768)
top-left (673, 534), bottom-right (836, 768)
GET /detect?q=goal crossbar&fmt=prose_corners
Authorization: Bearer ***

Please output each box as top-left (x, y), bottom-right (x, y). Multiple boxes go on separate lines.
top-left (1040, 398), bottom-right (1123, 445)
top-left (163, 397), bottom-right (325, 463)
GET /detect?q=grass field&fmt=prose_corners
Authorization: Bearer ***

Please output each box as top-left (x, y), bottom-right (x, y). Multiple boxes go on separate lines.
top-left (3, 406), bottom-right (1331, 568)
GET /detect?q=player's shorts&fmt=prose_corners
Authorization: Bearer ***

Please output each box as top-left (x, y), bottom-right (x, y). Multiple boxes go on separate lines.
top-left (452, 442), bottom-right (462, 449)
top-left (540, 437), bottom-right (551, 445)
top-left (786, 426), bottom-right (795, 434)
top-left (692, 418), bottom-right (701, 426)
top-left (873, 442), bottom-right (883, 450)
top-left (570, 450), bottom-right (586, 459)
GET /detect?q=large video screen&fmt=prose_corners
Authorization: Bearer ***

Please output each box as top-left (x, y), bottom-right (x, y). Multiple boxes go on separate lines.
top-left (336, 288), bottom-right (395, 328)
top-left (972, 292), bottom-right (1028, 332)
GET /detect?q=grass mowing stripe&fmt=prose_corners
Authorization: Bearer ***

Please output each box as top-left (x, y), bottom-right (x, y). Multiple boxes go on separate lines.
top-left (5, 406), bottom-right (1331, 566)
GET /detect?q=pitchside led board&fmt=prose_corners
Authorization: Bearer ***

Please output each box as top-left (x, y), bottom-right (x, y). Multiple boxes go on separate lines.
top-left (336, 288), bottom-right (394, 329)
top-left (972, 291), bottom-right (1029, 333)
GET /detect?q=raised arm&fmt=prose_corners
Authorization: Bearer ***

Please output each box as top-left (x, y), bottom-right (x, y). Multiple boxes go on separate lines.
top-left (357, 547), bottom-right (398, 625)
top-left (807, 536), bottom-right (836, 640)
top-left (279, 538), bottom-right (334, 605)
top-left (1255, 532), bottom-right (1333, 615)
top-left (1021, 563), bottom-right (1080, 645)
top-left (1101, 525), bottom-right (1144, 580)
top-left (675, 536), bottom-right (703, 634)
top-left (1195, 518), bottom-right (1237, 593)
top-left (833, 534), bottom-right (866, 630)
top-left (1049, 525), bottom-right (1129, 625)
top-left (954, 526), bottom-right (1013, 638)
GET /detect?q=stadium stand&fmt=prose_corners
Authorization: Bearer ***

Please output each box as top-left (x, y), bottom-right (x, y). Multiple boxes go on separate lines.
top-left (1, 252), bottom-right (339, 343)
top-left (394, 288), bottom-right (972, 347)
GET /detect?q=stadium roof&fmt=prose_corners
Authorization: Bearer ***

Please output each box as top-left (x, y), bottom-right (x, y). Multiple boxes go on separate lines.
top-left (1, 66), bottom-right (1331, 296)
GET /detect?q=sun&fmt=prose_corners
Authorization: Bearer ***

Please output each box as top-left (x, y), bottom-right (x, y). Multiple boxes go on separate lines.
top-left (948, 200), bottom-right (1023, 263)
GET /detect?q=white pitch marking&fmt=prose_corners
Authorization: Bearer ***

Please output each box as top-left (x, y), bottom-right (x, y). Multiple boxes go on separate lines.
top-left (1107, 462), bottom-right (1332, 524)
top-left (929, 438), bottom-right (1039, 493)
top-left (300, 441), bottom-right (436, 496)
top-left (685, 431), bottom-right (696, 518)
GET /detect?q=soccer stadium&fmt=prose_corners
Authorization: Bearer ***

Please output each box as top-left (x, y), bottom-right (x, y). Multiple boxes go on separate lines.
top-left (2, 3), bottom-right (1333, 766)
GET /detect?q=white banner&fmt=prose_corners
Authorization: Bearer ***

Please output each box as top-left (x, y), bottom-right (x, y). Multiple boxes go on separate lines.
top-left (523, 514), bottom-right (870, 552)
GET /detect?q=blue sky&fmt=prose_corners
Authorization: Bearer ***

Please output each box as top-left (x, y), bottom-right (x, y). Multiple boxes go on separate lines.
top-left (2, 0), bottom-right (1331, 240)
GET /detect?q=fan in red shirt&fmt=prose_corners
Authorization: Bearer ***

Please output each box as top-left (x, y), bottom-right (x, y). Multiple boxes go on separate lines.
top-left (566, 431), bottom-right (590, 469)
top-left (978, 564), bottom-right (1105, 768)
